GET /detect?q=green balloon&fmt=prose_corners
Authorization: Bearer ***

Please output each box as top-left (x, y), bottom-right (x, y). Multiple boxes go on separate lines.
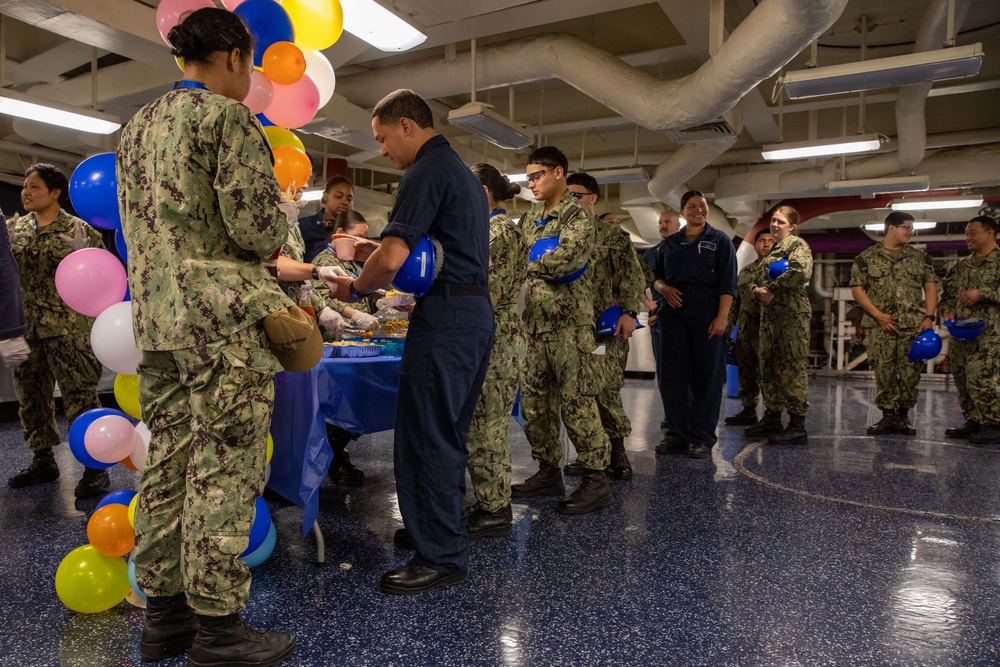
top-left (55, 545), bottom-right (129, 614)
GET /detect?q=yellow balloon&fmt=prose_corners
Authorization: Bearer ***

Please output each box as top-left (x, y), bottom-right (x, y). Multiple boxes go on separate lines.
top-left (114, 374), bottom-right (142, 420)
top-left (266, 432), bottom-right (274, 465)
top-left (55, 545), bottom-right (130, 614)
top-left (128, 494), bottom-right (139, 528)
top-left (175, 56), bottom-right (184, 72)
top-left (263, 126), bottom-right (305, 153)
top-left (284, 0), bottom-right (344, 51)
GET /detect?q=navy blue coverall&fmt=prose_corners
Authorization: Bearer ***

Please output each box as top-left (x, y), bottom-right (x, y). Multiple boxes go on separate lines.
top-left (298, 209), bottom-right (328, 263)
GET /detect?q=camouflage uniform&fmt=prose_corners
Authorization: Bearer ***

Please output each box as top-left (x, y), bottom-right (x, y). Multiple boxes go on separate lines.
top-left (941, 246), bottom-right (1000, 426)
top-left (8, 210), bottom-right (104, 452)
top-left (277, 202), bottom-right (307, 303)
top-left (850, 244), bottom-right (937, 411)
top-left (591, 222), bottom-right (644, 438)
top-left (467, 210), bottom-right (528, 512)
top-left (519, 193), bottom-right (610, 471)
top-left (310, 251), bottom-right (378, 324)
top-left (727, 256), bottom-right (767, 410)
top-left (117, 86), bottom-right (291, 615)
top-left (757, 234), bottom-right (813, 417)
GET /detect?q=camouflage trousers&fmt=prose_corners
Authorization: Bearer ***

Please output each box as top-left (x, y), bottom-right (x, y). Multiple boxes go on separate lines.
top-left (759, 310), bottom-right (810, 416)
top-left (12, 332), bottom-right (102, 452)
top-left (734, 316), bottom-right (762, 409)
top-left (522, 327), bottom-right (610, 471)
top-left (595, 336), bottom-right (631, 439)
top-left (949, 336), bottom-right (1000, 426)
top-left (864, 327), bottom-right (923, 410)
top-left (133, 325), bottom-right (280, 616)
top-left (466, 318), bottom-right (526, 512)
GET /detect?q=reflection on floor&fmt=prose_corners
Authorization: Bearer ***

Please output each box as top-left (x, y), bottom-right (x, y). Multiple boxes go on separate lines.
top-left (2, 376), bottom-right (1000, 666)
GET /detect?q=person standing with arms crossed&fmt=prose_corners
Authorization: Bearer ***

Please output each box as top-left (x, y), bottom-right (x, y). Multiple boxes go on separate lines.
top-left (327, 89), bottom-right (494, 594)
top-left (850, 211), bottom-right (938, 436)
top-left (117, 9), bottom-right (298, 665)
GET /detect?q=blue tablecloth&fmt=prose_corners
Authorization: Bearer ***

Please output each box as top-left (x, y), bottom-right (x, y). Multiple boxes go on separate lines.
top-left (267, 356), bottom-right (401, 535)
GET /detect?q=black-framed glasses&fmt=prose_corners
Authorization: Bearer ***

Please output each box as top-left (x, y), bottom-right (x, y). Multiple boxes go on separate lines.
top-left (526, 168), bottom-right (554, 184)
top-left (569, 191), bottom-right (596, 199)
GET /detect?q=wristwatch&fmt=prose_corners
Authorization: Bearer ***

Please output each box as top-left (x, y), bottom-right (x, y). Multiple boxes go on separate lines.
top-left (311, 265), bottom-right (320, 280)
top-left (348, 280), bottom-right (366, 301)
top-left (624, 309), bottom-right (638, 318)
top-left (923, 314), bottom-right (937, 322)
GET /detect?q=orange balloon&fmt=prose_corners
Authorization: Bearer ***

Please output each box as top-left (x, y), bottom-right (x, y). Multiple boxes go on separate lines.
top-left (87, 504), bottom-right (136, 558)
top-left (119, 455), bottom-right (138, 471)
top-left (272, 144), bottom-right (312, 192)
top-left (262, 41), bottom-right (307, 86)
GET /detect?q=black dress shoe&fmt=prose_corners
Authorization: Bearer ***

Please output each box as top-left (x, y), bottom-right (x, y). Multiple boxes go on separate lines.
top-left (655, 435), bottom-right (687, 455)
top-left (687, 443), bottom-right (712, 459)
top-left (393, 528), bottom-right (414, 549)
top-left (379, 560), bottom-right (468, 595)
top-left (467, 504), bottom-right (512, 539)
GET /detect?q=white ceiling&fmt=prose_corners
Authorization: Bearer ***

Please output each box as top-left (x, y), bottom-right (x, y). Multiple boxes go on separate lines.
top-left (0, 0), bottom-right (998, 245)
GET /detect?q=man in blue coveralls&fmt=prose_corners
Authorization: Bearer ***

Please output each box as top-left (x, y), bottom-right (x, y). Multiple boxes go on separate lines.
top-left (327, 89), bottom-right (494, 595)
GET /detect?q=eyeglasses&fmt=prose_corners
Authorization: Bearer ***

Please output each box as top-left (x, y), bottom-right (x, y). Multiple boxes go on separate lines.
top-left (894, 225), bottom-right (915, 233)
top-left (526, 167), bottom-right (554, 184)
top-left (569, 191), bottom-right (596, 199)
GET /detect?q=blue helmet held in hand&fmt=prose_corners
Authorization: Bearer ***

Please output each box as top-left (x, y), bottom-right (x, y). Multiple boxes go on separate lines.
top-left (596, 305), bottom-right (644, 337)
top-left (943, 318), bottom-right (984, 341)
top-left (529, 236), bottom-right (587, 283)
top-left (907, 330), bottom-right (942, 362)
top-left (391, 235), bottom-right (440, 297)
top-left (766, 258), bottom-right (789, 282)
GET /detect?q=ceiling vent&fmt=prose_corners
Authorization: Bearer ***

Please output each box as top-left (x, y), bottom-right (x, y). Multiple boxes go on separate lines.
top-left (662, 113), bottom-right (738, 143)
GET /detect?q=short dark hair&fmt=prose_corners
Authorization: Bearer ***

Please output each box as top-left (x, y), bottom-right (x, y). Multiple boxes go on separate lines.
top-left (25, 163), bottom-right (69, 204)
top-left (334, 209), bottom-right (367, 235)
top-left (753, 228), bottom-right (774, 243)
top-left (970, 215), bottom-right (998, 235)
top-left (567, 172), bottom-right (600, 200)
top-left (372, 89), bottom-right (434, 129)
top-left (526, 146), bottom-right (568, 173)
top-left (680, 190), bottom-right (706, 209)
top-left (471, 163), bottom-right (520, 202)
top-left (167, 8), bottom-right (253, 65)
top-left (884, 210), bottom-right (914, 233)
top-left (323, 175), bottom-right (353, 195)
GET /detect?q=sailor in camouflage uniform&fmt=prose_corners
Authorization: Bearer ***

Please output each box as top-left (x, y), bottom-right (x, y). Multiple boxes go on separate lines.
top-left (941, 215), bottom-right (1000, 444)
top-left (746, 205), bottom-right (813, 445)
top-left (563, 173), bottom-right (644, 480)
top-left (115, 9), bottom-right (295, 664)
top-left (511, 147), bottom-right (613, 515)
top-left (850, 211), bottom-right (938, 436)
top-left (6, 164), bottom-right (109, 498)
top-left (464, 164), bottom-right (527, 537)
top-left (724, 228), bottom-right (774, 426)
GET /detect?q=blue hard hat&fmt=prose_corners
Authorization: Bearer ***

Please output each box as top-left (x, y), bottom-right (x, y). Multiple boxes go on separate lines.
top-left (766, 258), bottom-right (789, 282)
top-left (529, 235), bottom-right (587, 283)
top-left (907, 330), bottom-right (942, 362)
top-left (943, 318), bottom-right (984, 341)
top-left (596, 305), bottom-right (644, 337)
top-left (391, 235), bottom-right (436, 297)
top-left (730, 323), bottom-right (739, 342)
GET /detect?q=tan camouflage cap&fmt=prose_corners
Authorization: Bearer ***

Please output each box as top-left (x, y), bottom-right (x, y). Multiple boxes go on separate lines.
top-left (263, 305), bottom-right (322, 373)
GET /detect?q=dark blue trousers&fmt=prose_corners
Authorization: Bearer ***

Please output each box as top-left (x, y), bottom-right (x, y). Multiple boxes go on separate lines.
top-left (659, 293), bottom-right (726, 446)
top-left (394, 291), bottom-right (494, 573)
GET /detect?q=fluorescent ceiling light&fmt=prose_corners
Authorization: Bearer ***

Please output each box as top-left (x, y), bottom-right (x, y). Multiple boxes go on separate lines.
top-left (448, 102), bottom-right (533, 150)
top-left (342, 0), bottom-right (427, 52)
top-left (300, 189), bottom-right (323, 202)
top-left (863, 221), bottom-right (937, 231)
top-left (761, 133), bottom-right (881, 160)
top-left (825, 175), bottom-right (930, 196)
top-left (0, 88), bottom-right (120, 134)
top-left (586, 167), bottom-right (649, 184)
top-left (507, 173), bottom-right (527, 182)
top-left (783, 44), bottom-right (983, 99)
top-left (890, 195), bottom-right (983, 211)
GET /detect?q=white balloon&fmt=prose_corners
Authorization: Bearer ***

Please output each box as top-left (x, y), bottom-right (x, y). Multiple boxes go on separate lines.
top-left (303, 50), bottom-right (336, 109)
top-left (264, 464), bottom-right (272, 487)
top-left (91, 301), bottom-right (142, 375)
top-left (131, 422), bottom-right (151, 471)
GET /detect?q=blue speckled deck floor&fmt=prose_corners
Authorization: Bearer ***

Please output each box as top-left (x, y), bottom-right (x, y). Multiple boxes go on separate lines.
top-left (2, 375), bottom-right (1000, 666)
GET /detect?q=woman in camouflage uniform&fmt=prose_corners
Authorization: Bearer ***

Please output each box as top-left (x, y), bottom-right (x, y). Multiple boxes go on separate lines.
top-left (746, 205), bottom-right (813, 445)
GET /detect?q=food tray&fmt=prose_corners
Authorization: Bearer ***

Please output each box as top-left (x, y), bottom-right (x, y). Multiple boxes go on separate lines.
top-left (323, 344), bottom-right (383, 358)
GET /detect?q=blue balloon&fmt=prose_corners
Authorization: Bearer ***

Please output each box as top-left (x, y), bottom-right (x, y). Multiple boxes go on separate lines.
top-left (528, 236), bottom-right (587, 283)
top-left (241, 521), bottom-right (277, 568)
top-left (68, 407), bottom-right (125, 470)
top-left (391, 235), bottom-right (436, 297)
top-left (114, 228), bottom-right (128, 264)
top-left (243, 497), bottom-right (271, 556)
top-left (95, 489), bottom-right (137, 511)
top-left (907, 330), bottom-right (942, 362)
top-left (256, 113), bottom-right (275, 127)
top-left (69, 152), bottom-right (121, 230)
top-left (234, 0), bottom-right (294, 67)
top-left (766, 258), bottom-right (789, 282)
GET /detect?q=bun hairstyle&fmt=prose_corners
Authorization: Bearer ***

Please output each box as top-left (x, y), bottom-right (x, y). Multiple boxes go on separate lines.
top-left (680, 190), bottom-right (706, 209)
top-left (471, 163), bottom-right (521, 202)
top-left (334, 209), bottom-right (367, 235)
top-left (773, 204), bottom-right (800, 230)
top-left (167, 8), bottom-right (253, 65)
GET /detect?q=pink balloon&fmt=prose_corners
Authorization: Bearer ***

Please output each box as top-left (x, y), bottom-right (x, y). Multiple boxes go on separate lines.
top-left (221, 0), bottom-right (247, 9)
top-left (243, 70), bottom-right (274, 115)
top-left (263, 73), bottom-right (321, 129)
top-left (85, 415), bottom-right (139, 465)
top-left (156, 0), bottom-right (216, 45)
top-left (55, 248), bottom-right (128, 318)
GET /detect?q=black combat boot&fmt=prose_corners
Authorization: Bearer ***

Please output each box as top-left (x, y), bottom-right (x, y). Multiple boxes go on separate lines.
top-left (866, 410), bottom-right (898, 436)
top-left (606, 438), bottom-right (633, 480)
top-left (945, 420), bottom-right (981, 439)
top-left (511, 462), bottom-right (565, 498)
top-left (563, 460), bottom-right (585, 476)
top-left (768, 414), bottom-right (808, 445)
top-left (558, 469), bottom-right (613, 515)
top-left (8, 448), bottom-right (59, 488)
top-left (74, 467), bottom-right (110, 498)
top-left (189, 614), bottom-right (294, 667)
top-left (968, 426), bottom-right (1000, 445)
top-left (725, 406), bottom-right (759, 426)
top-left (466, 504), bottom-right (513, 539)
top-left (744, 410), bottom-right (783, 437)
top-left (139, 593), bottom-right (199, 662)
top-left (325, 425), bottom-right (364, 485)
top-left (894, 408), bottom-right (916, 436)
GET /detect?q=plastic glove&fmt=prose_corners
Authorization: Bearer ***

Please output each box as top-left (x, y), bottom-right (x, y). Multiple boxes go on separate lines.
top-left (350, 310), bottom-right (379, 331)
top-left (0, 337), bottom-right (31, 367)
top-left (58, 219), bottom-right (91, 251)
top-left (318, 307), bottom-right (346, 334)
top-left (316, 265), bottom-right (348, 283)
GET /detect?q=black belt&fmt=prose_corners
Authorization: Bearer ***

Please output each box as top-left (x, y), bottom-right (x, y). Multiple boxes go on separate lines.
top-left (672, 283), bottom-right (714, 292)
top-left (425, 284), bottom-right (490, 298)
